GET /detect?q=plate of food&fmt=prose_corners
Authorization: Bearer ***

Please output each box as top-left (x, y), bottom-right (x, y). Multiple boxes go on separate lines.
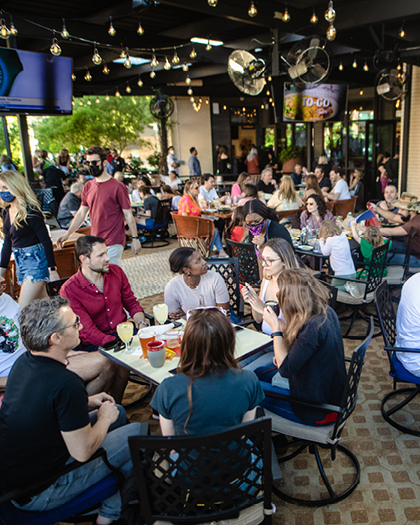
top-left (219, 206), bottom-right (231, 212)
top-left (299, 245), bottom-right (314, 251)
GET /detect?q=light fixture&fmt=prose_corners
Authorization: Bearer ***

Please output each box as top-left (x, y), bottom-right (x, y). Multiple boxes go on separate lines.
top-left (79, 100), bottom-right (83, 106)
top-left (115, 88), bottom-right (121, 97)
top-left (150, 70), bottom-right (156, 78)
top-left (172, 50), bottom-right (180, 64)
top-left (223, 104), bottom-right (227, 110)
top-left (108, 16), bottom-right (116, 36)
top-left (190, 96), bottom-right (195, 102)
top-left (363, 61), bottom-right (369, 71)
top-left (205, 40), bottom-right (212, 51)
top-left (187, 87), bottom-right (193, 95)
top-left (186, 76), bottom-right (192, 85)
top-left (397, 63), bottom-right (402, 70)
top-left (190, 37), bottom-right (223, 46)
top-left (190, 47), bottom-right (197, 59)
top-left (248, 1), bottom-right (258, 17)
top-left (206, 99), bottom-right (209, 104)
top-left (137, 77), bottom-right (143, 87)
top-left (105, 94), bottom-right (110, 101)
top-left (124, 56), bottom-right (132, 69)
top-left (120, 47), bottom-right (127, 59)
top-left (282, 4), bottom-right (291, 22)
top-left (182, 63), bottom-right (189, 71)
top-left (208, 0), bottom-right (218, 6)
top-left (261, 104), bottom-right (264, 109)
top-left (50, 38), bottom-right (61, 56)
top-left (92, 47), bottom-right (102, 65)
top-left (338, 61), bottom-right (343, 71)
top-left (102, 62), bottom-right (110, 74)
top-left (359, 88), bottom-right (364, 95)
top-left (96, 98), bottom-right (100, 103)
top-left (352, 58), bottom-right (358, 68)
top-left (0, 20), bottom-right (10, 39)
top-left (324, 1), bottom-right (336, 22)
top-left (151, 54), bottom-right (159, 68)
top-left (9, 16), bottom-right (17, 36)
top-left (395, 99), bottom-right (401, 109)
top-left (87, 99), bottom-right (91, 105)
top-left (61, 18), bottom-right (69, 39)
top-left (326, 21), bottom-right (336, 41)
top-left (399, 24), bottom-right (405, 38)
top-left (72, 100), bottom-right (75, 106)
top-left (268, 75), bottom-right (272, 82)
top-left (137, 21), bottom-right (144, 36)
top-left (126, 84), bottom-right (131, 93)
top-left (310, 8), bottom-right (318, 24)
top-left (266, 89), bottom-right (270, 96)
top-left (71, 73), bottom-right (76, 81)
top-left (164, 57), bottom-right (171, 70)
top-left (84, 69), bottom-right (92, 81)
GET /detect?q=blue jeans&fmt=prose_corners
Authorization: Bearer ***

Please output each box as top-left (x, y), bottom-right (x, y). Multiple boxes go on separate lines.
top-left (15, 408), bottom-right (143, 521)
top-left (13, 243), bottom-right (49, 285)
top-left (210, 229), bottom-right (224, 252)
top-left (387, 239), bottom-right (420, 267)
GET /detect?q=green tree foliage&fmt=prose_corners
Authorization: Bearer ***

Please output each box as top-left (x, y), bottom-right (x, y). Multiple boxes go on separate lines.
top-left (33, 96), bottom-right (153, 154)
top-left (0, 117), bottom-right (24, 171)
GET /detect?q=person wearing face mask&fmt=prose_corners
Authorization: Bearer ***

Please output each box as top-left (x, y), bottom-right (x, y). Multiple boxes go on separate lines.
top-left (167, 146), bottom-right (181, 176)
top-left (56, 145), bottom-right (141, 266)
top-left (0, 170), bottom-right (59, 309)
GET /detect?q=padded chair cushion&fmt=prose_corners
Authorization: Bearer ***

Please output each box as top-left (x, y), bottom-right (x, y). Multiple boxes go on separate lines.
top-left (391, 353), bottom-right (420, 384)
top-left (336, 290), bottom-right (374, 305)
top-left (0, 474), bottom-right (118, 525)
top-left (141, 221), bottom-right (168, 231)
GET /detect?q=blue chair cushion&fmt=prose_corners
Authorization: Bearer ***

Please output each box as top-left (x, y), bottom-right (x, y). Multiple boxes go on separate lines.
top-left (0, 473), bottom-right (119, 525)
top-left (391, 353), bottom-right (420, 384)
top-left (140, 221), bottom-right (168, 231)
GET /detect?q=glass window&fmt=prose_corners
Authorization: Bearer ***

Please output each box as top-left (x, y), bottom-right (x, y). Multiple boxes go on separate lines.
top-left (324, 122), bottom-right (345, 166)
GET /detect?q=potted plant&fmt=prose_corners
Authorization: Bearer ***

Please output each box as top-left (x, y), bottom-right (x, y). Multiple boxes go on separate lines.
top-left (279, 146), bottom-right (303, 174)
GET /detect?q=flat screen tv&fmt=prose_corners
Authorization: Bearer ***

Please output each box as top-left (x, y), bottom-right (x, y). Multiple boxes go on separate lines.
top-left (0, 47), bottom-right (72, 115)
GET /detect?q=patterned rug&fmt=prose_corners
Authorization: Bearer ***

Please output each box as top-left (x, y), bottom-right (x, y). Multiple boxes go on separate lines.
top-left (120, 249), bottom-right (175, 300)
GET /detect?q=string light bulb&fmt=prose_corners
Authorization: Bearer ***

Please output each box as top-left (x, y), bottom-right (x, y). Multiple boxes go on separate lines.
top-left (268, 75), bottom-right (272, 82)
top-left (326, 21), bottom-right (336, 41)
top-left (50, 38), bottom-right (61, 56)
top-left (187, 88), bottom-right (193, 95)
top-left (395, 99), bottom-right (401, 109)
top-left (9, 17), bottom-right (17, 36)
top-left (266, 90), bottom-right (270, 96)
top-left (190, 47), bottom-right (197, 59)
top-left (397, 63), bottom-right (402, 70)
top-left (137, 78), bottom-right (143, 87)
top-left (120, 47), bottom-right (127, 59)
top-left (338, 61), bottom-right (343, 71)
top-left (72, 100), bottom-right (75, 106)
top-left (79, 100), bottom-right (83, 106)
top-left (208, 0), bottom-right (218, 6)
top-left (71, 73), bottom-right (76, 81)
top-left (190, 96), bottom-right (195, 103)
top-left (164, 57), bottom-right (171, 70)
top-left (205, 41), bottom-right (212, 51)
top-left (183, 63), bottom-right (189, 72)
top-left (363, 61), bottom-right (369, 72)
top-left (310, 9), bottom-right (318, 24)
top-left (105, 94), bottom-right (110, 101)
top-left (282, 5), bottom-right (291, 22)
top-left (352, 58), bottom-right (358, 68)
top-left (87, 99), bottom-right (91, 105)
top-left (137, 21), bottom-right (144, 36)
top-left (124, 56), bottom-right (132, 69)
top-left (172, 50), bottom-right (180, 64)
top-left (186, 76), bottom-right (192, 85)
top-left (102, 63), bottom-right (110, 74)
top-left (84, 69), bottom-right (92, 82)
top-left (96, 98), bottom-right (100, 103)
top-left (399, 24), bottom-right (405, 38)
top-left (151, 54), bottom-right (159, 68)
top-left (61, 18), bottom-right (69, 39)
top-left (150, 70), bottom-right (156, 78)
top-left (248, 1), bottom-right (258, 17)
top-left (324, 1), bottom-right (336, 21)
top-left (108, 16), bottom-right (116, 36)
top-left (115, 89), bottom-right (121, 97)
top-left (92, 47), bottom-right (102, 65)
top-left (126, 84), bottom-right (131, 93)
top-left (359, 89), bottom-right (364, 95)
top-left (0, 20), bottom-right (10, 39)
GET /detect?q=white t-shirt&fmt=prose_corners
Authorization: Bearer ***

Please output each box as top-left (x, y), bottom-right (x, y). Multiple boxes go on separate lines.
top-left (396, 273), bottom-right (420, 375)
top-left (0, 293), bottom-right (26, 377)
top-left (199, 186), bottom-right (219, 203)
top-left (161, 175), bottom-right (182, 190)
top-left (334, 178), bottom-right (351, 200)
top-left (164, 271), bottom-right (230, 315)
top-left (319, 233), bottom-right (356, 276)
top-left (167, 154), bottom-right (179, 175)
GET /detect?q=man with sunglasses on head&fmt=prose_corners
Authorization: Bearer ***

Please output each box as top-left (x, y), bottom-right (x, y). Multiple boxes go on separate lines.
top-left (0, 296), bottom-right (142, 524)
top-left (57, 145), bottom-right (141, 266)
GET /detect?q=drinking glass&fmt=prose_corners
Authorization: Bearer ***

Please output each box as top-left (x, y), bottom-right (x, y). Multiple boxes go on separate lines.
top-left (153, 303), bottom-right (168, 325)
top-left (117, 322), bottom-right (134, 353)
top-left (139, 329), bottom-right (155, 359)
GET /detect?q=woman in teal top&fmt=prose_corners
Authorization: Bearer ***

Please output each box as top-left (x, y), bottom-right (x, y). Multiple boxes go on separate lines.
top-left (350, 221), bottom-right (391, 279)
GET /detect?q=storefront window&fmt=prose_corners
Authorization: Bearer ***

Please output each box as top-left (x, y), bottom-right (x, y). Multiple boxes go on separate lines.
top-left (324, 122), bottom-right (345, 166)
top-left (348, 121), bottom-right (366, 170)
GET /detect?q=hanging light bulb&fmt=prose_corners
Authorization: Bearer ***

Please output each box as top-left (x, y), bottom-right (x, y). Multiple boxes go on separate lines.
top-left (352, 58), bottom-right (358, 68)
top-left (190, 47), bottom-right (197, 59)
top-left (326, 21), bottom-right (336, 41)
top-left (268, 75), bottom-right (272, 82)
top-left (266, 90), bottom-right (270, 96)
top-left (72, 100), bottom-right (75, 106)
top-left (126, 84), bottom-right (131, 93)
top-left (338, 61), bottom-right (343, 71)
top-left (205, 40), bottom-right (212, 51)
top-left (124, 56), bottom-right (132, 69)
top-left (102, 63), bottom-right (110, 74)
top-left (363, 61), bottom-right (369, 72)
top-left (61, 18), bottom-right (69, 39)
top-left (137, 21), bottom-right (144, 36)
top-left (172, 50), bottom-right (180, 64)
top-left (186, 76), bottom-right (192, 85)
top-left (282, 5), bottom-right (291, 22)
top-left (395, 99), bottom-right (401, 109)
top-left (71, 73), bottom-right (76, 81)
top-left (150, 54), bottom-right (159, 68)
top-left (190, 96), bottom-right (195, 103)
top-left (92, 47), bottom-right (102, 65)
top-left (0, 20), bottom-right (10, 39)
top-left (120, 47), bottom-right (127, 59)
top-left (164, 57), bottom-right (171, 70)
top-left (115, 88), bottom-right (121, 97)
top-left (105, 94), bottom-right (110, 101)
top-left (183, 63), bottom-right (189, 72)
top-left (79, 100), bottom-right (83, 106)
top-left (310, 9), bottom-right (318, 24)
top-left (248, 1), bottom-right (258, 17)
top-left (187, 88), bottom-right (193, 95)
top-left (359, 89), bottom-right (364, 96)
top-left (108, 16), bottom-right (116, 36)
top-left (96, 98), bottom-right (100, 103)
top-left (150, 70), bottom-right (156, 78)
top-left (324, 1), bottom-right (336, 21)
top-left (50, 38), bottom-right (61, 56)
top-left (136, 77), bottom-right (143, 87)
top-left (9, 16), bottom-right (17, 36)
top-left (208, 0), bottom-right (218, 6)
top-left (84, 69), bottom-right (92, 81)
top-left (87, 99), bottom-right (92, 105)
top-left (399, 24), bottom-right (405, 38)
top-left (397, 63), bottom-right (402, 70)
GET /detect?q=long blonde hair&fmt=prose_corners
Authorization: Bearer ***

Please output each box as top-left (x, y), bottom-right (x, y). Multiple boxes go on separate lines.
top-left (278, 175), bottom-right (298, 202)
top-left (184, 180), bottom-right (199, 204)
top-left (277, 268), bottom-right (329, 350)
top-left (0, 170), bottom-right (42, 228)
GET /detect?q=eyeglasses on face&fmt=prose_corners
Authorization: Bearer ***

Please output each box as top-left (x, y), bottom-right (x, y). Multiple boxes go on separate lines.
top-left (56, 315), bottom-right (81, 333)
top-left (86, 160), bottom-right (101, 166)
top-left (261, 257), bottom-right (282, 267)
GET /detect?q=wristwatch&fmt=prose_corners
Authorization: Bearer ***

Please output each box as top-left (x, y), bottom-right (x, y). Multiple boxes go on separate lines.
top-left (132, 236), bottom-right (139, 240)
top-left (138, 320), bottom-right (148, 327)
top-left (271, 331), bottom-right (283, 339)
top-left (49, 266), bottom-right (57, 271)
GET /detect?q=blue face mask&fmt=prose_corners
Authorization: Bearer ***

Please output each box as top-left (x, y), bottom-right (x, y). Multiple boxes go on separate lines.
top-left (0, 191), bottom-right (15, 203)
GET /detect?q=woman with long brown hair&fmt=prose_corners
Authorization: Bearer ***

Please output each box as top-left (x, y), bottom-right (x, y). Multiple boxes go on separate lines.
top-left (304, 174), bottom-right (325, 201)
top-left (255, 268), bottom-right (346, 425)
top-left (151, 308), bottom-right (264, 435)
top-left (56, 148), bottom-right (71, 176)
top-left (231, 172), bottom-right (250, 200)
top-left (300, 193), bottom-right (334, 229)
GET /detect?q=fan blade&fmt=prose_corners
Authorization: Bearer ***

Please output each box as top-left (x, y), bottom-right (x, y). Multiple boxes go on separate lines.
top-left (289, 62), bottom-right (308, 79)
top-left (309, 63), bottom-right (327, 80)
top-left (377, 82), bottom-right (391, 95)
top-left (229, 58), bottom-right (245, 74)
top-left (307, 39), bottom-right (320, 61)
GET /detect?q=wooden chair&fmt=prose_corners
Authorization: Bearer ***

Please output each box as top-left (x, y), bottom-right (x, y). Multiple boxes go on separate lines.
top-left (171, 212), bottom-right (215, 258)
top-left (276, 207), bottom-right (304, 229)
top-left (54, 246), bottom-right (78, 278)
top-left (326, 201), bottom-right (335, 213)
top-left (75, 225), bottom-right (91, 235)
top-left (333, 196), bottom-right (358, 217)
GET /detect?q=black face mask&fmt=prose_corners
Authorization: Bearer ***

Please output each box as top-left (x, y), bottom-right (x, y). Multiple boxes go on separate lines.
top-left (400, 213), bottom-right (411, 223)
top-left (88, 163), bottom-right (103, 177)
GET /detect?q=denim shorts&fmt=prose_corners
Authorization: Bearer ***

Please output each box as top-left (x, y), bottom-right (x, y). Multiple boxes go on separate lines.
top-left (13, 243), bottom-right (49, 285)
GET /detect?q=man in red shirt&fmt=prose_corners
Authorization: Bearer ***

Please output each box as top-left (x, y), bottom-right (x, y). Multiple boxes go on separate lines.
top-left (57, 145), bottom-right (141, 266)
